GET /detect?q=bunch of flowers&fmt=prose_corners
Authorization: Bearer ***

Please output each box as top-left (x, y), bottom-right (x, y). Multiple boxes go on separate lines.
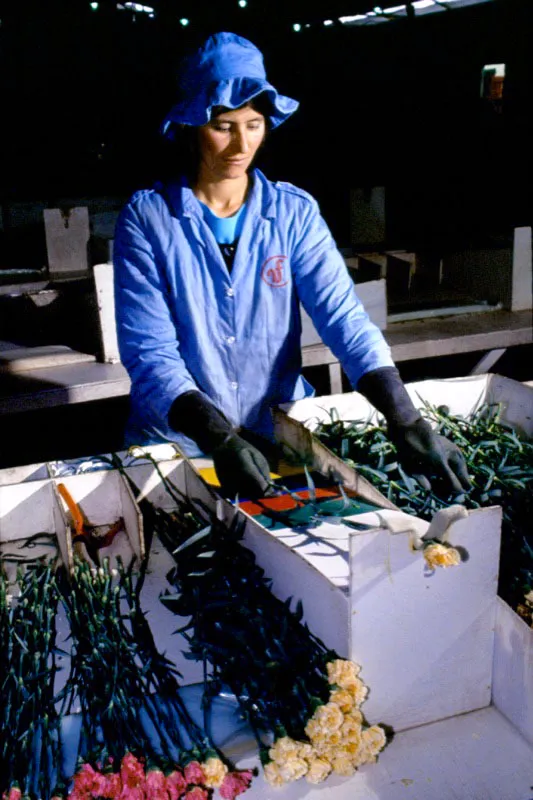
top-left (58, 557), bottom-right (254, 800)
top-left (125, 458), bottom-right (389, 790)
top-left (68, 751), bottom-right (253, 800)
top-left (0, 562), bottom-right (61, 800)
top-left (263, 659), bottom-right (386, 787)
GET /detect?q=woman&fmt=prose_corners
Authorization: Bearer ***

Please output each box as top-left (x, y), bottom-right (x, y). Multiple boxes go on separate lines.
top-left (114, 32), bottom-right (470, 499)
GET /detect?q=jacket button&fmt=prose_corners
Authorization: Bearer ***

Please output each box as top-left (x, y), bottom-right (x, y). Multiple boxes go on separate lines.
top-left (226, 287), bottom-right (235, 297)
top-left (230, 381), bottom-right (239, 390)
top-left (226, 336), bottom-right (236, 345)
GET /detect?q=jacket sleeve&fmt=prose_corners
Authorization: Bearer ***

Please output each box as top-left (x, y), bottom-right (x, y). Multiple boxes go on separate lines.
top-left (291, 197), bottom-right (395, 388)
top-left (113, 198), bottom-right (198, 431)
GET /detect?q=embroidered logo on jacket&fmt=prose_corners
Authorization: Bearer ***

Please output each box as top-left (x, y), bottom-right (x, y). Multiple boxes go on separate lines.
top-left (261, 255), bottom-right (289, 287)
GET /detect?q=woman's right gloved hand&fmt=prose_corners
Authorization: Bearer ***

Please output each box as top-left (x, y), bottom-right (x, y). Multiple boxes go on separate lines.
top-left (212, 433), bottom-right (271, 499)
top-left (168, 390), bottom-right (271, 499)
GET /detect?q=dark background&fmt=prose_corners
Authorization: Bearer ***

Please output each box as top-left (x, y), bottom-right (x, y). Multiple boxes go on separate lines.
top-left (1, 0), bottom-right (531, 250)
top-left (0, 0), bottom-right (531, 466)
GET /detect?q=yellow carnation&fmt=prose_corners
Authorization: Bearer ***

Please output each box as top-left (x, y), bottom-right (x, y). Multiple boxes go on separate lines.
top-left (362, 725), bottom-right (387, 757)
top-left (305, 757), bottom-right (332, 785)
top-left (269, 736), bottom-right (300, 763)
top-left (349, 677), bottom-right (369, 707)
top-left (423, 542), bottom-right (461, 569)
top-left (202, 757), bottom-right (228, 788)
top-left (327, 659), bottom-right (360, 688)
top-left (264, 762), bottom-right (285, 787)
top-left (331, 755), bottom-right (357, 777)
top-left (278, 757), bottom-right (308, 782)
top-left (312, 702), bottom-right (344, 733)
top-left (305, 719), bottom-right (322, 740)
top-left (312, 731), bottom-right (342, 754)
top-left (340, 716), bottom-right (363, 745)
top-left (329, 688), bottom-right (355, 713)
top-left (297, 742), bottom-right (315, 759)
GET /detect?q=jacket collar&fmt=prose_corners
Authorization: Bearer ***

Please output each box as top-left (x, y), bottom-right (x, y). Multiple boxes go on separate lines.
top-left (158, 169), bottom-right (276, 223)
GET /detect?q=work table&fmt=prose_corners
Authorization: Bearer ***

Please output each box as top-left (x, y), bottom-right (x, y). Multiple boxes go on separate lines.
top-left (1, 309), bottom-right (531, 414)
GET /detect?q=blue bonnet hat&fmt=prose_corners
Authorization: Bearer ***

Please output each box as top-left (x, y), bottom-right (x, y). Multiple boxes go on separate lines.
top-left (161, 32), bottom-right (299, 138)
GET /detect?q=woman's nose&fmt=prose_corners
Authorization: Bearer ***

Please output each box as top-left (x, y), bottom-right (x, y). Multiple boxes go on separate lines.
top-left (233, 127), bottom-right (250, 154)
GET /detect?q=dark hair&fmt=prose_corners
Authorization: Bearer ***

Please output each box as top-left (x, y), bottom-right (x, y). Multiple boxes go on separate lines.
top-left (161, 92), bottom-right (271, 183)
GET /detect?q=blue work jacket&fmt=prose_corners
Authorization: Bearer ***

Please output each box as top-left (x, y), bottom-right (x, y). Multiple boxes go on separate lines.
top-left (113, 169), bottom-right (394, 454)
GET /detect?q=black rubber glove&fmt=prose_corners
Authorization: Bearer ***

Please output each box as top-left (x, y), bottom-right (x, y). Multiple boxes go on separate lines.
top-left (357, 367), bottom-right (471, 494)
top-left (168, 391), bottom-right (271, 499)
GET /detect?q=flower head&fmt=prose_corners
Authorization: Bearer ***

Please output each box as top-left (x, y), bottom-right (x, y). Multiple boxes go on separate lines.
top-left (310, 702), bottom-right (344, 734)
top-left (326, 659), bottom-right (361, 689)
top-left (268, 736), bottom-right (300, 763)
top-left (183, 789), bottom-right (208, 800)
top-left (120, 753), bottom-right (145, 788)
top-left (145, 768), bottom-right (170, 800)
top-left (219, 770), bottom-right (254, 799)
top-left (263, 762), bottom-right (285, 788)
top-left (329, 688), bottom-right (355, 713)
top-left (423, 542), bottom-right (461, 569)
top-left (184, 761), bottom-right (206, 786)
top-left (278, 757), bottom-right (308, 782)
top-left (101, 772), bottom-right (122, 799)
top-left (362, 724), bottom-right (387, 757)
top-left (202, 757), bottom-right (228, 789)
top-left (2, 785), bottom-right (22, 800)
top-left (305, 757), bottom-right (331, 785)
top-left (166, 770), bottom-right (187, 800)
top-left (330, 754), bottom-right (357, 777)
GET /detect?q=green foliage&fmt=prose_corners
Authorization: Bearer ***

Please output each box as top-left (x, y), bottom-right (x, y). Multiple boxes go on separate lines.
top-left (314, 402), bottom-right (533, 619)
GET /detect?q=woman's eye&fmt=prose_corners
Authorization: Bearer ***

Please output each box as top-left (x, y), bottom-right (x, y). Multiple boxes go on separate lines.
top-left (212, 124), bottom-right (231, 132)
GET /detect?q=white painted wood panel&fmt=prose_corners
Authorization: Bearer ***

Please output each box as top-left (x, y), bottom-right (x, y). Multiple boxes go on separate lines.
top-left (349, 506), bottom-right (501, 731)
top-left (493, 596), bottom-right (533, 747)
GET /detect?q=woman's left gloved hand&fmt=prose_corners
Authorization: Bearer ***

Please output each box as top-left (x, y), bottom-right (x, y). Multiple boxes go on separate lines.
top-left (388, 417), bottom-right (471, 493)
top-left (357, 366), bottom-right (471, 495)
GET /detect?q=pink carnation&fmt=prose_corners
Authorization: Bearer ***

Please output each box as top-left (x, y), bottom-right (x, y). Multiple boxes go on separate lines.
top-left (219, 770), bottom-right (254, 800)
top-left (72, 762), bottom-right (109, 797)
top-left (120, 754), bottom-right (146, 788)
top-left (183, 762), bottom-right (206, 786)
top-left (2, 786), bottom-right (22, 800)
top-left (165, 770), bottom-right (187, 800)
top-left (118, 788), bottom-right (145, 800)
top-left (101, 772), bottom-right (123, 799)
top-left (183, 789), bottom-right (208, 800)
top-left (144, 770), bottom-right (169, 800)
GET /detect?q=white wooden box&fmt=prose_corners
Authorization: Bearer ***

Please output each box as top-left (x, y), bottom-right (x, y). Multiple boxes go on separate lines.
top-left (53, 469), bottom-right (144, 573)
top-left (0, 477), bottom-right (69, 575)
top-left (259, 374), bottom-right (533, 732)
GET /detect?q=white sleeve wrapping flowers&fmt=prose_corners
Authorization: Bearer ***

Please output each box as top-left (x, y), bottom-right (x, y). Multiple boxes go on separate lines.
top-left (264, 659), bottom-right (387, 787)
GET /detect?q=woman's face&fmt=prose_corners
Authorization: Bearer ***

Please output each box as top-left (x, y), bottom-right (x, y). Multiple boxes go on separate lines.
top-left (197, 104), bottom-right (266, 182)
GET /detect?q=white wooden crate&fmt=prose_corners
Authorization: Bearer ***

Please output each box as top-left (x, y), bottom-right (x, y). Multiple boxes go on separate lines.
top-left (256, 374), bottom-right (533, 731)
top-left (53, 469), bottom-right (144, 573)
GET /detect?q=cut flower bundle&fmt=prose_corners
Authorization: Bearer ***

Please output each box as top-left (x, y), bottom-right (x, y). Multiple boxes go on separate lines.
top-left (129, 460), bottom-right (389, 790)
top-left (59, 558), bottom-right (254, 800)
